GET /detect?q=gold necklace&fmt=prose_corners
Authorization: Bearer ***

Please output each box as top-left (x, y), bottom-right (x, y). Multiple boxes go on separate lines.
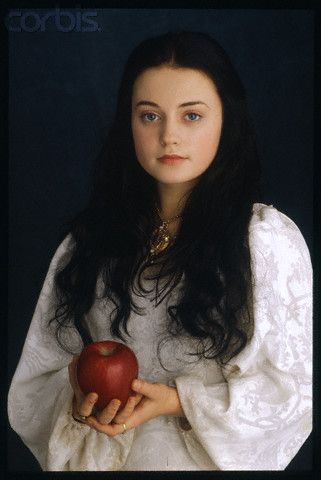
top-left (149, 205), bottom-right (182, 262)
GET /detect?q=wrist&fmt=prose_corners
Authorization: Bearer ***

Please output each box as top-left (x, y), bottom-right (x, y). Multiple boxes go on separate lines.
top-left (167, 386), bottom-right (186, 418)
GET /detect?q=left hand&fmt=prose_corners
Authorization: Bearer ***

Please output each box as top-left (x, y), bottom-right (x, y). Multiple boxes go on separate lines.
top-left (86, 378), bottom-right (186, 437)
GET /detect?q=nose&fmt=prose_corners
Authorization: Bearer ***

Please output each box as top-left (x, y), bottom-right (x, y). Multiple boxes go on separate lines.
top-left (159, 118), bottom-right (181, 146)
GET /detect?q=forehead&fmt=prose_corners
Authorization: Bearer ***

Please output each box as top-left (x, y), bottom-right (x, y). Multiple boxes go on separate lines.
top-left (132, 66), bottom-right (219, 102)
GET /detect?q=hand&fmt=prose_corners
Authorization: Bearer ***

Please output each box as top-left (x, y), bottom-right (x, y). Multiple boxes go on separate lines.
top-left (86, 378), bottom-right (186, 436)
top-left (68, 356), bottom-right (143, 434)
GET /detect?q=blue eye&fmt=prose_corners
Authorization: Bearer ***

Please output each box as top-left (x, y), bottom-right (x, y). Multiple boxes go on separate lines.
top-left (141, 112), bottom-right (158, 122)
top-left (139, 111), bottom-right (202, 123)
top-left (185, 112), bottom-right (201, 121)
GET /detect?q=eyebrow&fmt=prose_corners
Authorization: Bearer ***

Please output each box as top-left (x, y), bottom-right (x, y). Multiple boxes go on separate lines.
top-left (135, 100), bottom-right (210, 109)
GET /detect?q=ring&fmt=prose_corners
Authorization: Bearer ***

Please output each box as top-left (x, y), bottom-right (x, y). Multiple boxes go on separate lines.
top-left (79, 415), bottom-right (88, 421)
top-left (72, 413), bottom-right (88, 424)
top-left (122, 423), bottom-right (127, 434)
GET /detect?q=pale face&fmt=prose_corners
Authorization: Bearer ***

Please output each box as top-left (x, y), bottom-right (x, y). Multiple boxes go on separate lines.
top-left (131, 66), bottom-right (223, 192)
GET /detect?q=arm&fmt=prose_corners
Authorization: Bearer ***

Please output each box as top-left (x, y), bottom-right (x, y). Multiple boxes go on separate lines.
top-left (173, 205), bottom-right (312, 470)
top-left (7, 235), bottom-right (135, 471)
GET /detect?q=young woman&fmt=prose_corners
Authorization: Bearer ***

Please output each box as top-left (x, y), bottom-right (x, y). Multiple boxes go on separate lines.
top-left (8, 30), bottom-right (312, 471)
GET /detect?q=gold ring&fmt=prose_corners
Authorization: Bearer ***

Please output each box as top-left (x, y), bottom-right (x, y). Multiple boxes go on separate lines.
top-left (79, 414), bottom-right (88, 421)
top-left (122, 423), bottom-right (127, 433)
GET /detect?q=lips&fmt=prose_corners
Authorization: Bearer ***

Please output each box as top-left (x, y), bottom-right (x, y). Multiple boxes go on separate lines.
top-left (158, 154), bottom-right (186, 165)
top-left (158, 154), bottom-right (185, 160)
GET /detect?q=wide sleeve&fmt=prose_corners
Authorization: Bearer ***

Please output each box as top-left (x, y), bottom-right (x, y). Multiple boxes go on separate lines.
top-left (7, 235), bottom-right (134, 471)
top-left (174, 204), bottom-right (312, 470)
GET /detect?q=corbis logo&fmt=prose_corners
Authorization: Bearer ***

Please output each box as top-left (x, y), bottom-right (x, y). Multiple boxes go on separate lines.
top-left (5, 7), bottom-right (101, 32)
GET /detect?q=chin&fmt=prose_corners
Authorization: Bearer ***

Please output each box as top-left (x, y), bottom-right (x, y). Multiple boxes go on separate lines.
top-left (150, 169), bottom-right (193, 182)
top-left (155, 175), bottom-right (195, 185)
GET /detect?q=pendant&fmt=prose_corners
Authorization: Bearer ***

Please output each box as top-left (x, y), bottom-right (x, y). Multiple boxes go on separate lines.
top-left (150, 224), bottom-right (171, 257)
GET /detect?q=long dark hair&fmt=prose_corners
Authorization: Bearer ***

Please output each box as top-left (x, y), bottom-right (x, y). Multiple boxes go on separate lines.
top-left (50, 30), bottom-right (261, 365)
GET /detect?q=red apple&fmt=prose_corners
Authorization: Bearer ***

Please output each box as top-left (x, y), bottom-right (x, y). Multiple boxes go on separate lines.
top-left (76, 340), bottom-right (139, 411)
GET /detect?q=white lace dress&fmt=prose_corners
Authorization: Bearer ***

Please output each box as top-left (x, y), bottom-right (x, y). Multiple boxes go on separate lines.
top-left (7, 203), bottom-right (312, 471)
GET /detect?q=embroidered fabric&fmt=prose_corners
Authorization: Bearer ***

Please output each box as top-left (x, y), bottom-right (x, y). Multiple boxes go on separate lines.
top-left (7, 203), bottom-right (312, 471)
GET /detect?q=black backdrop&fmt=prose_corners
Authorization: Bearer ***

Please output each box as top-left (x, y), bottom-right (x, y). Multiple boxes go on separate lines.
top-left (7, 8), bottom-right (313, 472)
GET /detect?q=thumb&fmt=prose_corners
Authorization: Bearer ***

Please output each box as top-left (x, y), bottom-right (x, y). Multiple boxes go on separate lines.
top-left (131, 379), bottom-right (158, 398)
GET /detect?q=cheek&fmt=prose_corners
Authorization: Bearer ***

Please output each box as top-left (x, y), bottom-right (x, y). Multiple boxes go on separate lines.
top-left (132, 126), bottom-right (155, 156)
top-left (194, 123), bottom-right (222, 160)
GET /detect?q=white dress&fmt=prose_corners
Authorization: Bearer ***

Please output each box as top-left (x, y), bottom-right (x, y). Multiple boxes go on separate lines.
top-left (7, 203), bottom-right (312, 471)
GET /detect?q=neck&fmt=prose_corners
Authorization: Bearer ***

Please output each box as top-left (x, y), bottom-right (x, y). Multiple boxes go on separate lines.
top-left (156, 180), bottom-right (196, 220)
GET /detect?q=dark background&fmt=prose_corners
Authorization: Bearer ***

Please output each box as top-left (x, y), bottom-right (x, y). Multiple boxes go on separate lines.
top-left (7, 8), bottom-right (313, 472)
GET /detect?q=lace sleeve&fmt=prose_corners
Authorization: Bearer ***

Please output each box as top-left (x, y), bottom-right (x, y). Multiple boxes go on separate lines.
top-left (174, 205), bottom-right (312, 470)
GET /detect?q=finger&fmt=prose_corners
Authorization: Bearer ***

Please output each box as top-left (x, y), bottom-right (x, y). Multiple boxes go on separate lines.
top-left (78, 392), bottom-right (98, 418)
top-left (72, 395), bottom-right (89, 423)
top-left (113, 396), bottom-right (137, 424)
top-left (86, 416), bottom-right (126, 437)
top-left (131, 379), bottom-right (160, 399)
top-left (133, 393), bottom-right (143, 406)
top-left (96, 399), bottom-right (121, 425)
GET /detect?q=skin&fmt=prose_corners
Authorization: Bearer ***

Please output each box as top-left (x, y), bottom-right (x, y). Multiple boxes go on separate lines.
top-left (131, 65), bottom-right (223, 231)
top-left (69, 356), bottom-right (185, 436)
top-left (69, 65), bottom-right (223, 436)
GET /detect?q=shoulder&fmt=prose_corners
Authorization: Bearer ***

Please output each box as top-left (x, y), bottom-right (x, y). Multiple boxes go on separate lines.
top-left (249, 202), bottom-right (311, 259)
top-left (49, 233), bottom-right (76, 270)
top-left (250, 202), bottom-right (304, 235)
top-left (248, 203), bottom-right (312, 284)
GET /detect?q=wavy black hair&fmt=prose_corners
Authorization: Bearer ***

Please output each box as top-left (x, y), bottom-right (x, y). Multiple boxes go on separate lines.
top-left (50, 30), bottom-right (262, 365)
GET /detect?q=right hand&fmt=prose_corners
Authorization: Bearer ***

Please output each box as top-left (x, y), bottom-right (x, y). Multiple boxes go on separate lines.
top-left (68, 355), bottom-right (142, 428)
